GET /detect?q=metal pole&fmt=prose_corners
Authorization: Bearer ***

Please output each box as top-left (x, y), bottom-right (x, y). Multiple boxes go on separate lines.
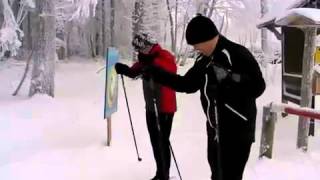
top-left (121, 75), bottom-right (142, 161)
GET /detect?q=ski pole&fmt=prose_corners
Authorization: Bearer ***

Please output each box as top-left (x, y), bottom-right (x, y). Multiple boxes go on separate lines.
top-left (169, 142), bottom-right (182, 180)
top-left (152, 97), bottom-right (168, 179)
top-left (213, 99), bottom-right (223, 180)
top-left (121, 75), bottom-right (142, 161)
top-left (150, 79), bottom-right (182, 180)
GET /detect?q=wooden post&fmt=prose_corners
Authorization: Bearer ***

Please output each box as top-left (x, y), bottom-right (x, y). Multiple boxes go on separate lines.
top-left (297, 27), bottom-right (316, 151)
top-left (309, 97), bottom-right (315, 136)
top-left (106, 117), bottom-right (112, 146)
top-left (259, 106), bottom-right (277, 159)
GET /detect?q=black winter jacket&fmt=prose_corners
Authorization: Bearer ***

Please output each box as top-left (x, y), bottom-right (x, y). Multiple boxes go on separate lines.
top-left (149, 36), bottom-right (265, 142)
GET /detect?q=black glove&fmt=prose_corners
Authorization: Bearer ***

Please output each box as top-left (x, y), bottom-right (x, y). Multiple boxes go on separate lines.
top-left (213, 65), bottom-right (230, 82)
top-left (138, 53), bottom-right (157, 64)
top-left (115, 63), bottom-right (130, 75)
top-left (213, 65), bottom-right (241, 83)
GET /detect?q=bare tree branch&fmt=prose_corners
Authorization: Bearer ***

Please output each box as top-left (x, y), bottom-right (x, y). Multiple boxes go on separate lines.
top-left (12, 50), bottom-right (33, 96)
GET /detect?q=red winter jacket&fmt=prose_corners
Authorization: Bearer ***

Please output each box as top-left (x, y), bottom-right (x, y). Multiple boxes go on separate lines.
top-left (130, 44), bottom-right (177, 113)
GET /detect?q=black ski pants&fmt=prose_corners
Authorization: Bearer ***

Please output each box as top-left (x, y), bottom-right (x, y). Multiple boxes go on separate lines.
top-left (146, 111), bottom-right (174, 180)
top-left (207, 122), bottom-right (252, 180)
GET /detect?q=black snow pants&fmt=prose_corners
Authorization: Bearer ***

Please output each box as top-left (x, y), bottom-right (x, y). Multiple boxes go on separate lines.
top-left (207, 121), bottom-right (252, 180)
top-left (146, 111), bottom-right (174, 180)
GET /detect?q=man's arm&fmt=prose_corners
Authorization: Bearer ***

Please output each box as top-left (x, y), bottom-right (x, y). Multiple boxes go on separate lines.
top-left (147, 62), bottom-right (204, 93)
top-left (219, 47), bottom-right (266, 98)
top-left (115, 62), bottom-right (143, 78)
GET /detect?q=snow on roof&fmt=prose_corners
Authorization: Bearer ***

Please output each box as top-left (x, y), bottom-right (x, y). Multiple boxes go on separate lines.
top-left (257, 16), bottom-right (276, 29)
top-left (275, 8), bottom-right (320, 26)
top-left (257, 0), bottom-right (310, 28)
top-left (287, 0), bottom-right (309, 9)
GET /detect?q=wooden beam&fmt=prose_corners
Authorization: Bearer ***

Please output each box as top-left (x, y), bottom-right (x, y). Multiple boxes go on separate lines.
top-left (297, 27), bottom-right (316, 151)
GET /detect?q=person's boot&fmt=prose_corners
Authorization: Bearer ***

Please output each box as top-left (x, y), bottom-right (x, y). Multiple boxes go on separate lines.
top-left (150, 174), bottom-right (169, 180)
top-left (150, 174), bottom-right (159, 180)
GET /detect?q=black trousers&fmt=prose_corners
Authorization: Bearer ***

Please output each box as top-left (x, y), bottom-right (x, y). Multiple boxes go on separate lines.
top-left (146, 111), bottom-right (174, 180)
top-left (207, 122), bottom-right (252, 180)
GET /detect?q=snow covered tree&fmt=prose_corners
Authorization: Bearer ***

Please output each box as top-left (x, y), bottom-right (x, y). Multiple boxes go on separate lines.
top-left (0, 0), bottom-right (35, 60)
top-left (132, 0), bottom-right (145, 39)
top-left (97, 0), bottom-right (106, 56)
top-left (261, 0), bottom-right (270, 54)
top-left (165, 0), bottom-right (177, 54)
top-left (110, 0), bottom-right (115, 46)
top-left (29, 0), bottom-right (56, 97)
top-left (55, 0), bottom-right (74, 59)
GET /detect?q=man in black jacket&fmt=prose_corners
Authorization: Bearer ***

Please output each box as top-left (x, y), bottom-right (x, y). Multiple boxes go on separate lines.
top-left (144, 14), bottom-right (266, 180)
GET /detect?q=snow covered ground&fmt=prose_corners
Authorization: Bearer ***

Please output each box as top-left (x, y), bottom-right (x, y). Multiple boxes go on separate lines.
top-left (0, 59), bottom-right (320, 180)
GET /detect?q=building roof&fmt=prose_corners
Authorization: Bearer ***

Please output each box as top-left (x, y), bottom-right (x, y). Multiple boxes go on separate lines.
top-left (257, 0), bottom-right (313, 28)
top-left (275, 8), bottom-right (320, 27)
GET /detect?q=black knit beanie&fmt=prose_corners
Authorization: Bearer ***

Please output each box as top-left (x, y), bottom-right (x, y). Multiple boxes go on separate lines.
top-left (186, 14), bottom-right (219, 45)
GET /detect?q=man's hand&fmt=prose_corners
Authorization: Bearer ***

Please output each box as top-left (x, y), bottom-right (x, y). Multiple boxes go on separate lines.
top-left (213, 65), bottom-right (241, 83)
top-left (213, 65), bottom-right (229, 82)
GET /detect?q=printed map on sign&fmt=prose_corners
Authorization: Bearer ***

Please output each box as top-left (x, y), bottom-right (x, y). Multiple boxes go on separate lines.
top-left (104, 47), bottom-right (119, 118)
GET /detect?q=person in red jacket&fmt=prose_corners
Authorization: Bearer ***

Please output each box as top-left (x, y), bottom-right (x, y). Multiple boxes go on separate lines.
top-left (115, 33), bottom-right (177, 180)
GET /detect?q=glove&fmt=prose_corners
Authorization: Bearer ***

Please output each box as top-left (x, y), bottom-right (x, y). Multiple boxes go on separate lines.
top-left (213, 65), bottom-right (230, 82)
top-left (213, 65), bottom-right (241, 83)
top-left (138, 53), bottom-right (156, 64)
top-left (115, 63), bottom-right (130, 75)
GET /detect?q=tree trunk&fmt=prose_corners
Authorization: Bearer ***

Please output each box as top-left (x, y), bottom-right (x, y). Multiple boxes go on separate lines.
top-left (163, 16), bottom-right (168, 45)
top-left (150, 1), bottom-right (161, 42)
top-left (101, 0), bottom-right (106, 56)
top-left (13, 50), bottom-right (33, 96)
top-left (29, 0), bottom-right (56, 97)
top-left (0, 1), bottom-right (4, 60)
top-left (196, 0), bottom-right (207, 15)
top-left (165, 0), bottom-right (176, 54)
top-left (110, 0), bottom-right (115, 47)
top-left (132, 0), bottom-right (145, 58)
top-left (87, 18), bottom-right (97, 57)
top-left (261, 0), bottom-right (269, 54)
top-left (206, 0), bottom-right (217, 18)
top-left (179, 46), bottom-right (190, 66)
top-left (132, 0), bottom-right (144, 35)
top-left (65, 21), bottom-right (73, 58)
top-left (85, 4), bottom-right (97, 58)
top-left (11, 0), bottom-right (20, 18)
top-left (22, 14), bottom-right (32, 50)
top-left (92, 0), bottom-right (104, 57)
top-left (296, 27), bottom-right (316, 151)
top-left (174, 0), bottom-right (178, 52)
top-left (222, 11), bottom-right (229, 35)
top-left (177, 0), bottom-right (191, 63)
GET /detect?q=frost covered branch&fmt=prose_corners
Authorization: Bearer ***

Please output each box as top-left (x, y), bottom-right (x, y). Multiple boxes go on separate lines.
top-left (0, 0), bottom-right (35, 59)
top-left (70, 0), bottom-right (98, 21)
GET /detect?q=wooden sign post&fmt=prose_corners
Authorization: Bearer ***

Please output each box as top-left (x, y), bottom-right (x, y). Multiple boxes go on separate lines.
top-left (104, 47), bottom-right (119, 146)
